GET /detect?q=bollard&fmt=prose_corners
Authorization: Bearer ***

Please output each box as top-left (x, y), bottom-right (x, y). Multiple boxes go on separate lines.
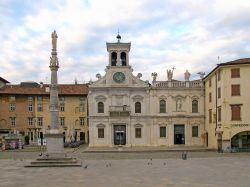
top-left (182, 151), bottom-right (187, 160)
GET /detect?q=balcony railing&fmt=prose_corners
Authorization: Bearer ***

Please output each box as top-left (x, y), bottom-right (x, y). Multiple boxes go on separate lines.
top-left (154, 80), bottom-right (203, 88)
top-left (109, 106), bottom-right (131, 117)
top-left (109, 105), bottom-right (131, 112)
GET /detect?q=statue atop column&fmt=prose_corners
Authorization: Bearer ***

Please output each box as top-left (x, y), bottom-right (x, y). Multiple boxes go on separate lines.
top-left (50, 30), bottom-right (59, 68)
top-left (184, 70), bottom-right (190, 81)
top-left (51, 30), bottom-right (58, 50)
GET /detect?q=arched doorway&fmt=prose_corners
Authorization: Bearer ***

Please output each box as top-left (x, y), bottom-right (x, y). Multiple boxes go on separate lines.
top-left (231, 131), bottom-right (250, 149)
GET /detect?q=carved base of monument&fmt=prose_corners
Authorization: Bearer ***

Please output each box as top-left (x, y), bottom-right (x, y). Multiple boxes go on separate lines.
top-left (25, 131), bottom-right (82, 167)
top-left (45, 132), bottom-right (64, 155)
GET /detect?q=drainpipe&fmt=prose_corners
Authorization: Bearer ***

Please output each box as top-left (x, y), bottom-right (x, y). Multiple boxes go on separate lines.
top-left (215, 72), bottom-right (218, 134)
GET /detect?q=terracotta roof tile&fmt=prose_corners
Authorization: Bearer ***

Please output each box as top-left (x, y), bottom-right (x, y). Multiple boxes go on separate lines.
top-left (0, 84), bottom-right (88, 95)
top-left (0, 77), bottom-right (9, 83)
top-left (219, 58), bottom-right (250, 66)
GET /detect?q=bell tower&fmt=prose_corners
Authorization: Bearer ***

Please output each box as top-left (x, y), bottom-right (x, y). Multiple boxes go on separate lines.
top-left (106, 33), bottom-right (131, 67)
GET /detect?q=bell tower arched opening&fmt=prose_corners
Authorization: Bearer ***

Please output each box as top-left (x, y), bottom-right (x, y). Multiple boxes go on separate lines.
top-left (121, 52), bottom-right (127, 66)
top-left (111, 52), bottom-right (117, 66)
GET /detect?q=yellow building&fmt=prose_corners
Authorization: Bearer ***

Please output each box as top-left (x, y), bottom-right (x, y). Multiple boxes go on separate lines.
top-left (0, 82), bottom-right (89, 145)
top-left (204, 58), bottom-right (250, 151)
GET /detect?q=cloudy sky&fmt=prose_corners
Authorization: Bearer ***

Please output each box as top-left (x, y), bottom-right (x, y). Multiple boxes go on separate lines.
top-left (1, 0), bottom-right (250, 84)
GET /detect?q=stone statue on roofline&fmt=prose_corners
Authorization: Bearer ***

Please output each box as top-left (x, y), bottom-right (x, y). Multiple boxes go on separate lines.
top-left (151, 72), bottom-right (157, 82)
top-left (184, 70), bottom-right (190, 81)
top-left (167, 69), bottom-right (173, 81)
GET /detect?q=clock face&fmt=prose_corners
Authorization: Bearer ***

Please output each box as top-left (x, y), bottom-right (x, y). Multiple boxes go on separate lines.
top-left (113, 72), bottom-right (125, 83)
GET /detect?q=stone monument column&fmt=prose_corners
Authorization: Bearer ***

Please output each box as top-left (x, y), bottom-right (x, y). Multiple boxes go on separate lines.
top-left (25, 31), bottom-right (81, 166)
top-left (45, 30), bottom-right (64, 155)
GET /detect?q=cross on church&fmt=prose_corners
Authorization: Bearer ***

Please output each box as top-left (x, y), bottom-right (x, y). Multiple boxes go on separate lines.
top-left (172, 66), bottom-right (176, 71)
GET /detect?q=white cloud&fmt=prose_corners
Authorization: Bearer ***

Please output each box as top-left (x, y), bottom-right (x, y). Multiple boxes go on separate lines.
top-left (0, 0), bottom-right (249, 83)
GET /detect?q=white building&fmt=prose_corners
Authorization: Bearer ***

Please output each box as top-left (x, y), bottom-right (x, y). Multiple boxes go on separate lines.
top-left (88, 35), bottom-right (205, 147)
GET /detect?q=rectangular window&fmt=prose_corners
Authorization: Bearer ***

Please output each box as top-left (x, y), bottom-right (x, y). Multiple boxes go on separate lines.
top-left (192, 126), bottom-right (198, 137)
top-left (28, 96), bottom-right (33, 102)
top-left (98, 128), bottom-right (104, 138)
top-left (59, 97), bottom-right (65, 102)
top-left (231, 105), bottom-right (241, 121)
top-left (60, 103), bottom-right (65, 112)
top-left (79, 103), bottom-right (85, 112)
top-left (209, 92), bottom-right (212, 102)
top-left (218, 70), bottom-right (221, 81)
top-left (160, 126), bottom-right (166, 138)
top-left (10, 117), bottom-right (16, 127)
top-left (9, 96), bottom-right (15, 102)
top-left (135, 128), bottom-right (141, 138)
top-left (37, 103), bottom-right (43, 112)
top-left (37, 117), bottom-right (43, 126)
top-left (209, 79), bottom-right (212, 87)
top-left (28, 103), bottom-right (33, 112)
top-left (218, 87), bottom-right (221, 98)
top-left (9, 103), bottom-right (16, 111)
top-left (60, 117), bottom-right (65, 126)
top-left (192, 100), bottom-right (198, 113)
top-left (209, 109), bottom-right (212, 123)
top-left (218, 107), bottom-right (221, 122)
top-left (80, 117), bottom-right (85, 126)
top-left (159, 100), bottom-right (166, 113)
top-left (231, 84), bottom-right (240, 96)
top-left (28, 118), bottom-right (33, 126)
top-left (37, 96), bottom-right (43, 102)
top-left (231, 68), bottom-right (240, 78)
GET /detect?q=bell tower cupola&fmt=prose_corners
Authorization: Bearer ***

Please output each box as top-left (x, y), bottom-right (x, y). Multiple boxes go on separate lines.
top-left (106, 33), bottom-right (131, 67)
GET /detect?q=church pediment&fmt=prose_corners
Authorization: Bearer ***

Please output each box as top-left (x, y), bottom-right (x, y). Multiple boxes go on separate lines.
top-left (95, 95), bottom-right (107, 102)
top-left (132, 95), bottom-right (144, 102)
top-left (89, 69), bottom-right (149, 88)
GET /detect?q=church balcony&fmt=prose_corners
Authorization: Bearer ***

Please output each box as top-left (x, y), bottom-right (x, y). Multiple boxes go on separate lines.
top-left (109, 105), bottom-right (131, 112)
top-left (109, 106), bottom-right (131, 117)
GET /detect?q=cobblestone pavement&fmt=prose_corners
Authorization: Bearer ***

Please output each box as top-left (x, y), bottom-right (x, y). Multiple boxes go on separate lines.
top-left (1, 147), bottom-right (250, 187)
top-left (1, 147), bottom-right (250, 160)
top-left (0, 156), bottom-right (250, 187)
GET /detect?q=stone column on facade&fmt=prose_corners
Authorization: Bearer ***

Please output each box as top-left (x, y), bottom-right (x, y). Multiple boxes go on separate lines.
top-left (117, 50), bottom-right (121, 66)
top-left (169, 122), bottom-right (174, 146)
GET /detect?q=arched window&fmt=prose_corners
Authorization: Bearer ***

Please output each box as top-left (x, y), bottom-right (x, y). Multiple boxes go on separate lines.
top-left (135, 102), bottom-right (141, 113)
top-left (192, 100), bottom-right (198, 113)
top-left (111, 52), bottom-right (117, 66)
top-left (121, 52), bottom-right (126, 66)
top-left (98, 102), bottom-right (104, 113)
top-left (159, 100), bottom-right (166, 113)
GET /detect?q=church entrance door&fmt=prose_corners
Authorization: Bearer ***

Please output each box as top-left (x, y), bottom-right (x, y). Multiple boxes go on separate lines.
top-left (113, 125), bottom-right (126, 145)
top-left (174, 125), bottom-right (185, 144)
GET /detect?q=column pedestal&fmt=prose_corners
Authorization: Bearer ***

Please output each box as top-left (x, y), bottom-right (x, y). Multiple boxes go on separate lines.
top-left (45, 133), bottom-right (64, 156)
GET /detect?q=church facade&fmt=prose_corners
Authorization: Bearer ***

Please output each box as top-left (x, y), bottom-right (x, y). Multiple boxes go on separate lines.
top-left (88, 35), bottom-right (205, 147)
